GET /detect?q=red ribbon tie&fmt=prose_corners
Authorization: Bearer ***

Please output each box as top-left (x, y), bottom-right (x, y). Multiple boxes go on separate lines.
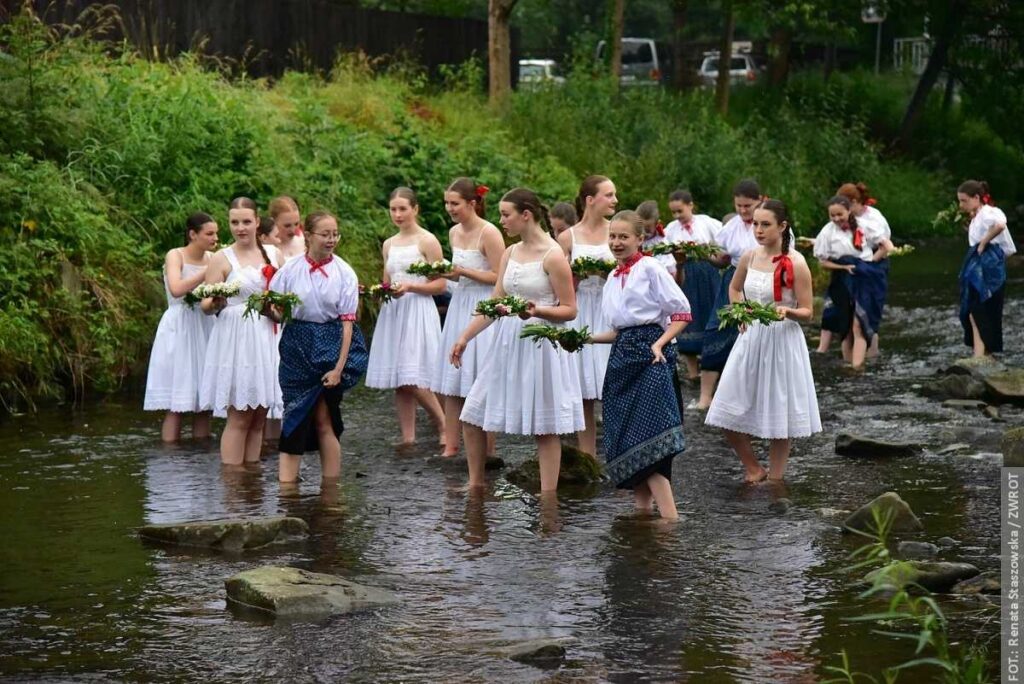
top-left (306, 255), bottom-right (332, 278)
top-left (613, 252), bottom-right (644, 287)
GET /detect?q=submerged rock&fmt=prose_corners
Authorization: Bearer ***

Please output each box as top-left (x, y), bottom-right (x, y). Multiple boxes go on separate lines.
top-left (942, 399), bottom-right (988, 410)
top-left (139, 516), bottom-right (308, 551)
top-left (937, 536), bottom-right (958, 548)
top-left (951, 571), bottom-right (1000, 596)
top-left (505, 444), bottom-right (603, 489)
top-left (835, 433), bottom-right (921, 458)
top-left (495, 638), bottom-right (570, 669)
top-left (768, 498), bottom-right (792, 514)
top-left (864, 561), bottom-right (979, 593)
top-left (921, 374), bottom-right (988, 401)
top-left (843, 492), bottom-right (924, 535)
top-left (896, 541), bottom-right (939, 560)
top-left (937, 426), bottom-right (1004, 452)
top-left (225, 566), bottom-right (398, 618)
top-left (1003, 427), bottom-right (1024, 467)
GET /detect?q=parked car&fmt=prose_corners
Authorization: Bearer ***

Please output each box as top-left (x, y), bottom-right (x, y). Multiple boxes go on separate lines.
top-left (518, 59), bottom-right (564, 86)
top-left (697, 52), bottom-right (759, 87)
top-left (595, 37), bottom-right (664, 86)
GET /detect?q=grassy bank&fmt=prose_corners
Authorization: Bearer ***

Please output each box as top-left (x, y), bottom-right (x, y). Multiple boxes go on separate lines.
top-left (0, 8), bottom-right (995, 407)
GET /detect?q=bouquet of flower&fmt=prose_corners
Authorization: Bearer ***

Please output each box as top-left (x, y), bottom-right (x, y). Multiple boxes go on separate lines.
top-left (646, 241), bottom-right (721, 260)
top-left (406, 259), bottom-right (454, 277)
top-left (645, 241), bottom-right (679, 257)
top-left (717, 301), bottom-right (784, 330)
top-left (519, 324), bottom-right (591, 352)
top-left (183, 281), bottom-right (241, 308)
top-left (242, 291), bottom-right (302, 323)
top-left (571, 256), bottom-right (616, 278)
top-left (888, 244), bottom-right (915, 257)
top-left (932, 203), bottom-right (968, 233)
top-left (360, 282), bottom-right (396, 304)
top-left (475, 295), bottom-right (528, 318)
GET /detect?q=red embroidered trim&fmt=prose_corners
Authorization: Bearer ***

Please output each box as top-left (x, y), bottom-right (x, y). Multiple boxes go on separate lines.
top-left (670, 313), bottom-right (692, 322)
top-left (339, 313), bottom-right (357, 321)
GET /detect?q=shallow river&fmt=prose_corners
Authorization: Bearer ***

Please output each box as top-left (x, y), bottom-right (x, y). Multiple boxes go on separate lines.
top-left (0, 241), bottom-right (1019, 682)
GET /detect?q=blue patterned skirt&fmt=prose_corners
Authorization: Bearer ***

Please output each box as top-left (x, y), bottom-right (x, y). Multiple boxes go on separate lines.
top-left (959, 244), bottom-right (1006, 352)
top-left (820, 256), bottom-right (857, 337)
top-left (279, 319), bottom-right (368, 455)
top-left (851, 259), bottom-right (889, 340)
top-left (699, 265), bottom-right (738, 372)
top-left (677, 259), bottom-right (721, 355)
top-left (602, 324), bottom-right (686, 489)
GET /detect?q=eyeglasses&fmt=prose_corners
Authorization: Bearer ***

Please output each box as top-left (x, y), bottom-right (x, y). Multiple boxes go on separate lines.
top-left (309, 232), bottom-right (340, 240)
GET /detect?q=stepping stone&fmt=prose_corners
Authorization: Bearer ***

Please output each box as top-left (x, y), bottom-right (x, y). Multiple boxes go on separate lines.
top-left (865, 561), bottom-right (979, 593)
top-left (835, 433), bottom-right (921, 458)
top-left (951, 571), bottom-right (1000, 596)
top-left (139, 516), bottom-right (308, 551)
top-left (896, 541), bottom-right (939, 560)
top-left (844, 492), bottom-right (923, 534)
top-left (225, 566), bottom-right (398, 618)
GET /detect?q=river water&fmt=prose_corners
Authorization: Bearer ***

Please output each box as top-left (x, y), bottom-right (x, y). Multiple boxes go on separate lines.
top-left (0, 241), bottom-right (1018, 682)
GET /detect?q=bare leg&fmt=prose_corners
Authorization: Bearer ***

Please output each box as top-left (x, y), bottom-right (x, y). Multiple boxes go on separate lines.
top-left (698, 370), bottom-right (719, 409)
top-left (816, 329), bottom-right (833, 353)
top-left (220, 408), bottom-right (252, 466)
top-left (192, 412), bottom-right (212, 440)
top-left (840, 332), bottom-right (853, 362)
top-left (463, 423), bottom-right (488, 487)
top-left (441, 395), bottom-right (463, 456)
top-left (634, 480), bottom-right (654, 512)
top-left (161, 411), bottom-right (183, 443)
top-left (969, 314), bottom-right (987, 357)
top-left (279, 451), bottom-right (302, 483)
top-left (264, 418), bottom-right (282, 441)
top-left (536, 434), bottom-right (563, 492)
top-left (313, 397), bottom-right (341, 479)
top-left (723, 429), bottom-right (766, 482)
top-left (868, 333), bottom-right (880, 358)
top-left (485, 432), bottom-right (497, 458)
top-left (412, 387), bottom-right (446, 446)
top-left (394, 387), bottom-right (418, 444)
top-left (683, 354), bottom-right (700, 380)
top-left (850, 318), bottom-right (868, 370)
top-left (768, 438), bottom-right (791, 481)
top-left (244, 407), bottom-right (268, 463)
top-left (577, 400), bottom-right (597, 456)
top-left (646, 473), bottom-right (678, 519)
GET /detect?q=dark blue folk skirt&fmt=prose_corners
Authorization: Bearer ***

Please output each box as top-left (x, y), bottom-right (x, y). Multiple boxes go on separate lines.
top-left (699, 265), bottom-right (738, 372)
top-left (677, 259), bottom-right (721, 355)
top-left (851, 259), bottom-right (889, 340)
top-left (820, 256), bottom-right (858, 338)
top-left (278, 319), bottom-right (368, 455)
top-left (602, 324), bottom-right (686, 489)
top-left (959, 244), bottom-right (1007, 353)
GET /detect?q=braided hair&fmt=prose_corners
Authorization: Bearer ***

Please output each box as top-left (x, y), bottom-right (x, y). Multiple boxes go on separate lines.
top-left (759, 198), bottom-right (792, 253)
top-left (502, 187), bottom-right (552, 234)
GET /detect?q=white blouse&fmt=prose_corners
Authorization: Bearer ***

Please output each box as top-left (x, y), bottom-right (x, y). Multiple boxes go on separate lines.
top-left (601, 256), bottom-right (692, 331)
top-left (858, 205), bottom-right (891, 242)
top-left (642, 234), bottom-right (677, 275)
top-left (812, 221), bottom-right (862, 261)
top-left (969, 205), bottom-right (1017, 256)
top-left (664, 214), bottom-right (721, 246)
top-left (269, 254), bottom-right (359, 323)
top-left (713, 215), bottom-right (759, 263)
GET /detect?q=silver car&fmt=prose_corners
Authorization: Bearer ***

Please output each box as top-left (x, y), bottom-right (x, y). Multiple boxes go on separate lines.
top-left (698, 52), bottom-right (759, 87)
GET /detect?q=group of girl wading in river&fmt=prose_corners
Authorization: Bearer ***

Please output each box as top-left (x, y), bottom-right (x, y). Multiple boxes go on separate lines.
top-left (143, 177), bottom-right (1014, 519)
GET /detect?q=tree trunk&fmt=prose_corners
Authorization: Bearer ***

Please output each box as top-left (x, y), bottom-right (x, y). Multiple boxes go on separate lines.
top-left (488, 0), bottom-right (519, 106)
top-left (941, 68), bottom-right (956, 112)
top-left (715, 0), bottom-right (735, 115)
top-left (607, 0), bottom-right (625, 85)
top-left (823, 42), bottom-right (837, 81)
top-left (895, 0), bottom-right (963, 149)
top-left (766, 25), bottom-right (791, 88)
top-left (671, 0), bottom-right (689, 90)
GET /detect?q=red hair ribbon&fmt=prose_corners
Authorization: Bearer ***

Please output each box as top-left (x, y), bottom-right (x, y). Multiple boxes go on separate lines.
top-left (772, 254), bottom-right (794, 302)
top-left (655, 222), bottom-right (665, 237)
top-left (306, 254), bottom-right (332, 278)
top-left (613, 251), bottom-right (644, 287)
top-left (475, 185), bottom-right (490, 198)
top-left (866, 198), bottom-right (878, 206)
top-left (982, 193), bottom-right (992, 205)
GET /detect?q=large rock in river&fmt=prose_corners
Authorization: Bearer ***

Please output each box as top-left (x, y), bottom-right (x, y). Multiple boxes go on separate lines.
top-left (864, 561), bottom-right (979, 593)
top-left (843, 492), bottom-right (924, 534)
top-left (139, 516), bottom-right (308, 551)
top-left (984, 369), bottom-right (1024, 405)
top-left (835, 433), bottom-right (921, 458)
top-left (225, 566), bottom-right (399, 618)
top-left (506, 444), bottom-right (603, 489)
top-left (1004, 427), bottom-right (1024, 467)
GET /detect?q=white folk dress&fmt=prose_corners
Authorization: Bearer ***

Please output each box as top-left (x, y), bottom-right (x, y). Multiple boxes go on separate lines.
top-left (569, 227), bottom-right (613, 400)
top-left (198, 246), bottom-right (282, 418)
top-left (432, 230), bottom-right (495, 397)
top-left (365, 242), bottom-right (442, 390)
top-left (144, 255), bottom-right (214, 412)
top-left (460, 245), bottom-right (585, 436)
top-left (705, 265), bottom-right (822, 439)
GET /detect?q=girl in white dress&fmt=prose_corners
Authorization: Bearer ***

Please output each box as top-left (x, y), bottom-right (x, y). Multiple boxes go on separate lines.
top-left (144, 212), bottom-right (219, 442)
top-left (957, 179), bottom-right (1017, 356)
top-left (270, 195), bottom-right (305, 263)
top-left (706, 199), bottom-right (822, 482)
top-left (198, 197), bottom-right (284, 466)
top-left (549, 202), bottom-right (577, 238)
top-left (365, 187), bottom-right (447, 447)
top-left (557, 174), bottom-right (617, 457)
top-left (453, 187), bottom-right (584, 491)
top-left (431, 178), bottom-right (505, 457)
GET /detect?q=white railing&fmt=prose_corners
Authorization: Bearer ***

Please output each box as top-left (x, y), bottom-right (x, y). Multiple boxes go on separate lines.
top-left (894, 37), bottom-right (930, 74)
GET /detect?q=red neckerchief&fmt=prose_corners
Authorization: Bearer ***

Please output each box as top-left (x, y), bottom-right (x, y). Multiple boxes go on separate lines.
top-left (655, 222), bottom-right (665, 237)
top-left (306, 254), bottom-right (332, 278)
top-left (680, 220), bottom-right (693, 234)
top-left (613, 252), bottom-right (644, 287)
top-left (838, 221), bottom-right (864, 249)
top-left (772, 254), bottom-right (794, 302)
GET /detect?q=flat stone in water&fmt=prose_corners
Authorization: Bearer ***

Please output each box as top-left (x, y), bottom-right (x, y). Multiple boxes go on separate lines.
top-left (951, 571), bottom-right (1000, 595)
top-left (936, 443), bottom-right (972, 455)
top-left (139, 516), bottom-right (309, 551)
top-left (835, 433), bottom-right (921, 458)
top-left (896, 541), bottom-right (939, 560)
top-left (225, 566), bottom-right (399, 619)
top-left (494, 638), bottom-right (571, 669)
top-left (844, 492), bottom-right (923, 534)
top-left (983, 369), bottom-right (1024, 405)
top-left (942, 399), bottom-right (987, 410)
top-left (865, 561), bottom-right (979, 594)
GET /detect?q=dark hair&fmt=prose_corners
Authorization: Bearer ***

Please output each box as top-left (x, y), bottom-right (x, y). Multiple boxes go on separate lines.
top-left (733, 179), bottom-right (761, 200)
top-left (447, 177), bottom-right (487, 218)
top-left (611, 210), bottom-right (645, 237)
top-left (669, 189), bottom-right (694, 204)
top-left (501, 187), bottom-right (552, 234)
top-left (229, 196), bottom-right (270, 265)
top-left (184, 211), bottom-right (214, 246)
top-left (549, 201), bottom-right (578, 225)
top-left (826, 195), bottom-right (858, 230)
top-left (258, 216), bottom-right (276, 237)
top-left (837, 182), bottom-right (871, 205)
top-left (268, 195), bottom-right (299, 220)
top-left (758, 199), bottom-right (792, 254)
top-left (957, 179), bottom-right (991, 202)
top-left (389, 186), bottom-right (419, 209)
top-left (635, 200), bottom-right (659, 222)
top-left (574, 174), bottom-right (611, 218)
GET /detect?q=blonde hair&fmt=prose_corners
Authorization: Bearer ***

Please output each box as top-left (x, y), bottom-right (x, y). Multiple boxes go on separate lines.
top-left (611, 210), bottom-right (644, 237)
top-left (268, 195), bottom-right (300, 219)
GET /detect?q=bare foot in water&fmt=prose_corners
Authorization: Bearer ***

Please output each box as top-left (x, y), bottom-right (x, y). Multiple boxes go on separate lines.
top-left (744, 467), bottom-right (768, 484)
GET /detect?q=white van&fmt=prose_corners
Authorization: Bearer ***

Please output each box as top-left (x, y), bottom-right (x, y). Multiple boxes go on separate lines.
top-left (595, 37), bottom-right (664, 86)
